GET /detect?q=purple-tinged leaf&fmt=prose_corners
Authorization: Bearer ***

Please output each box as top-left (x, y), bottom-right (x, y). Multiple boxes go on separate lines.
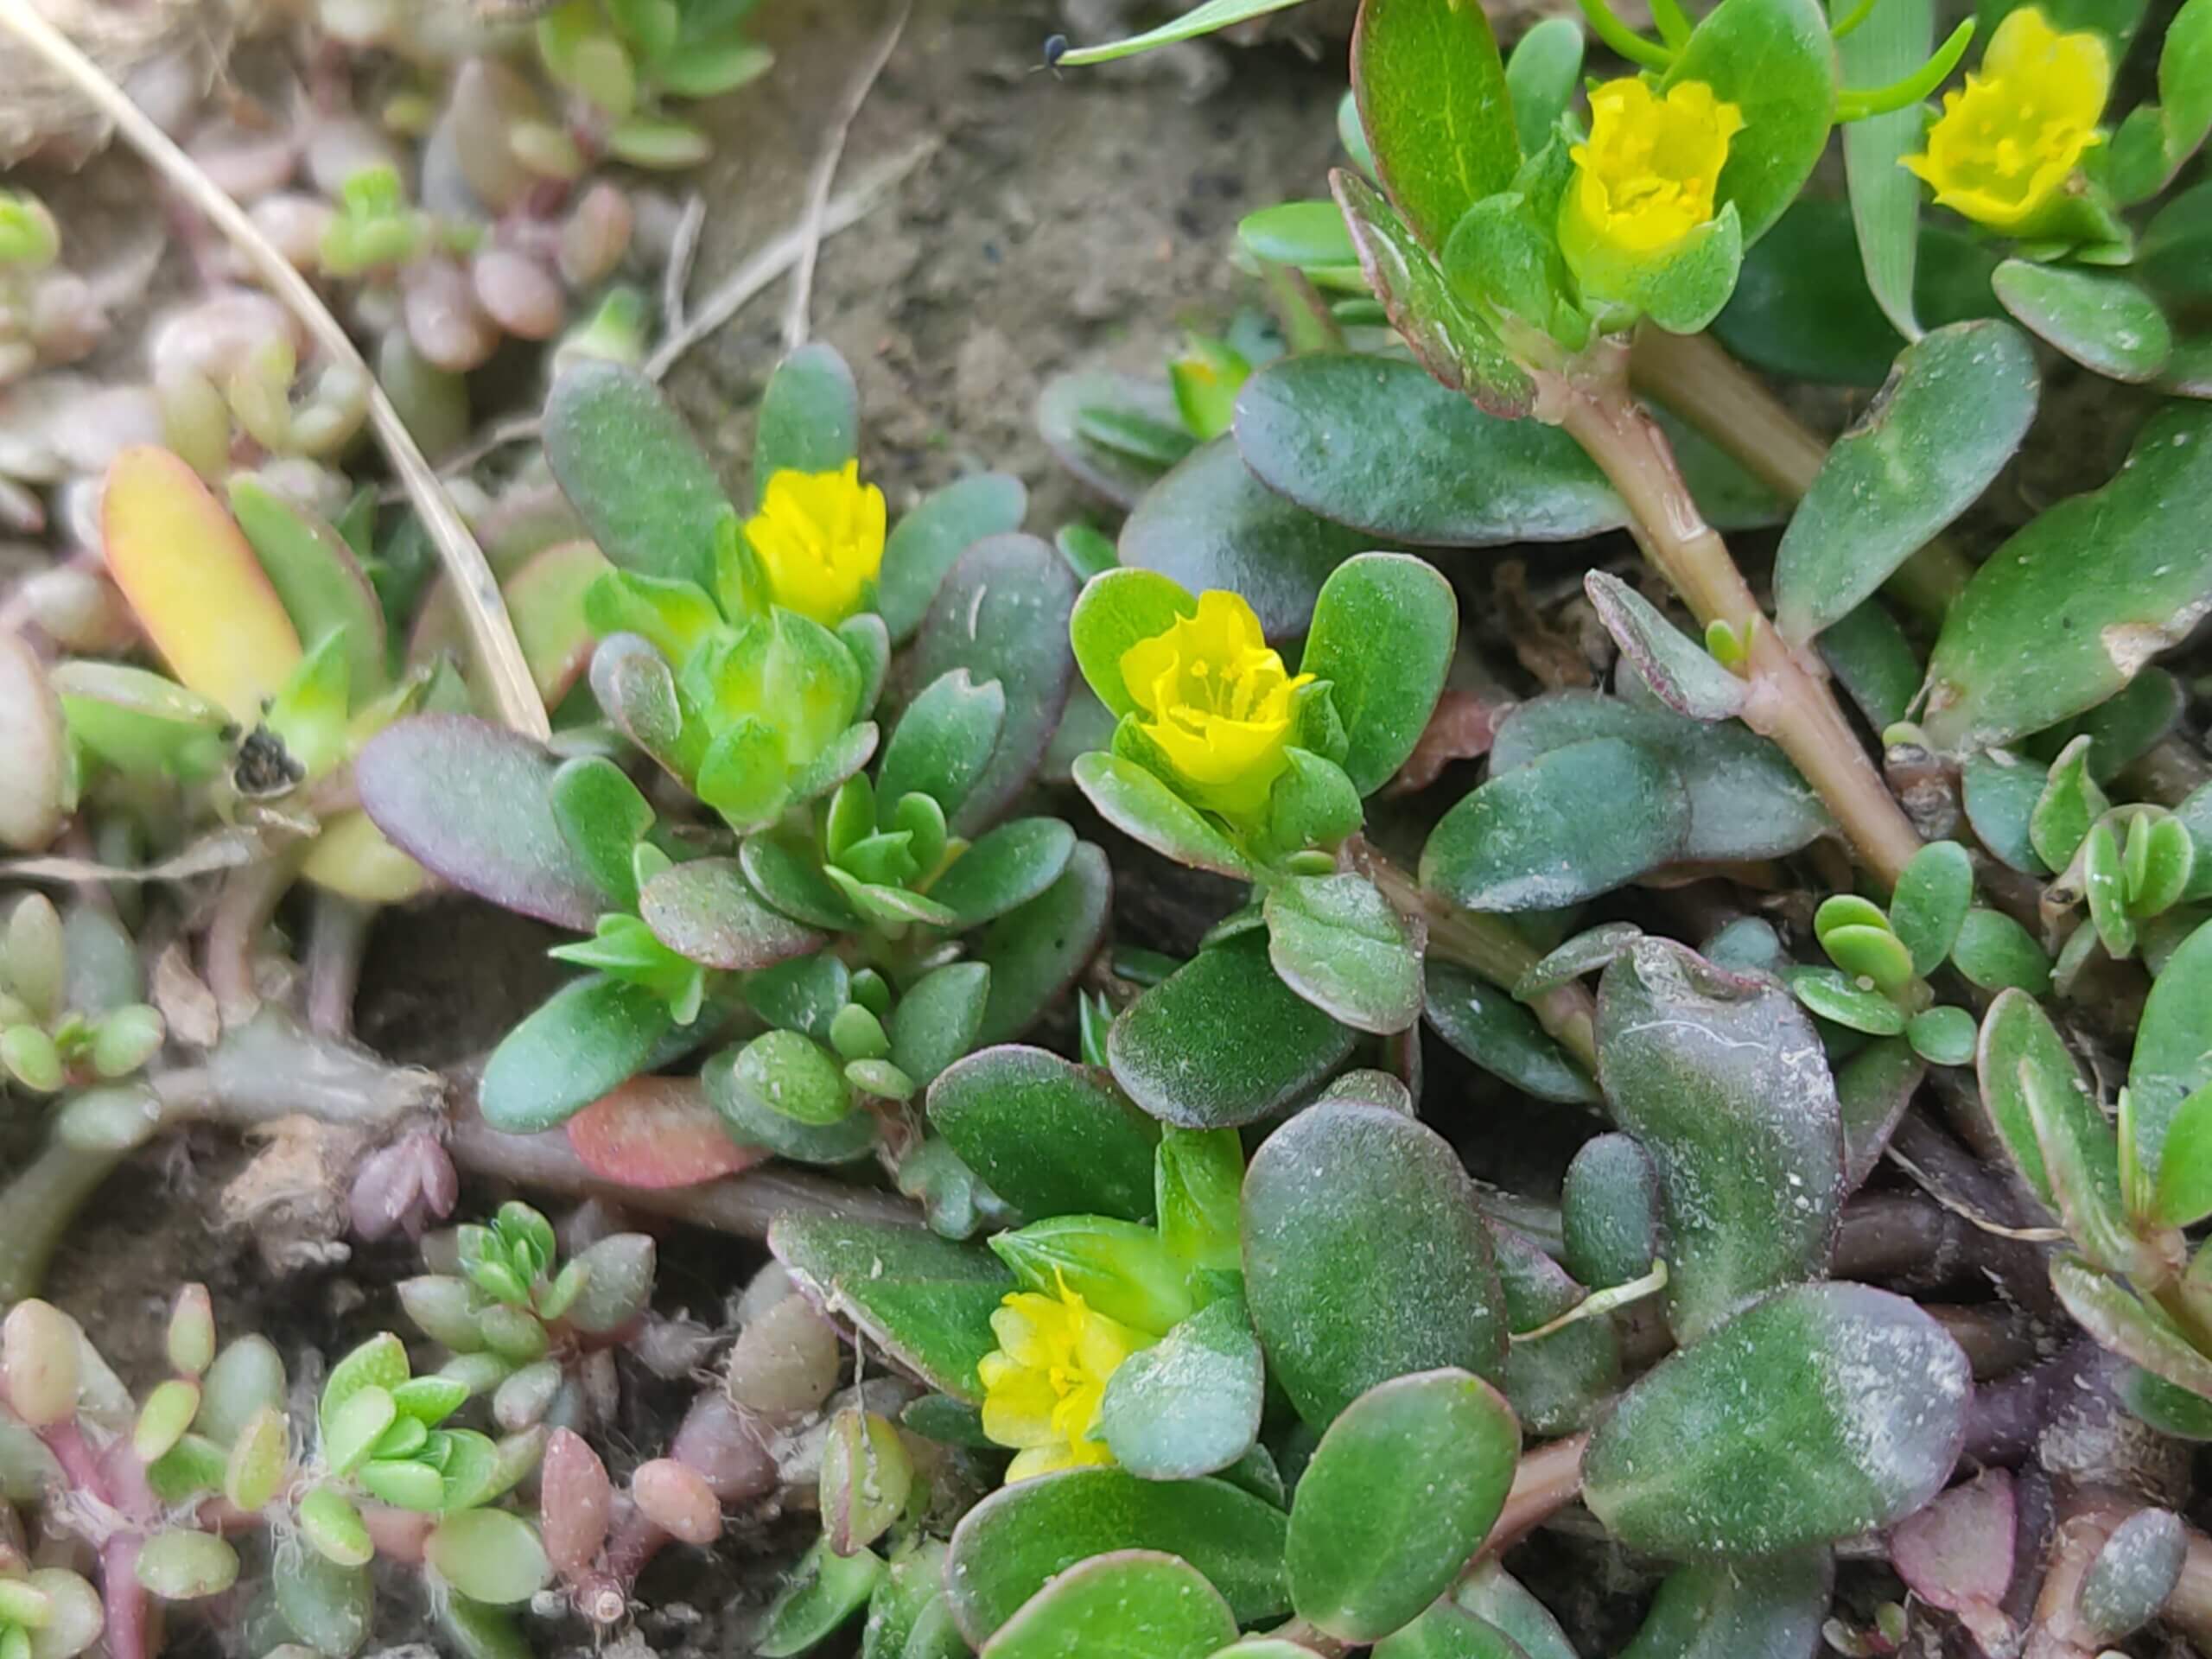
top-left (357, 715), bottom-right (612, 928)
top-left (638, 858), bottom-right (824, 970)
top-left (908, 536), bottom-right (1077, 836)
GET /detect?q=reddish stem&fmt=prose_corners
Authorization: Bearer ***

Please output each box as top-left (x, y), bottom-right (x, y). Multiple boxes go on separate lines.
top-left (100, 1537), bottom-right (152, 1659)
top-left (1474, 1433), bottom-right (1589, 1562)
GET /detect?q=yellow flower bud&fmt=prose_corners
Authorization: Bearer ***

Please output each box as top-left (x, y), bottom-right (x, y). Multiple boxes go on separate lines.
top-left (1566, 78), bottom-right (1745, 258)
top-left (1902, 7), bottom-right (2110, 233)
top-left (1118, 589), bottom-right (1314, 819)
top-left (741, 461), bottom-right (887, 627)
top-left (976, 1282), bottom-right (1149, 1483)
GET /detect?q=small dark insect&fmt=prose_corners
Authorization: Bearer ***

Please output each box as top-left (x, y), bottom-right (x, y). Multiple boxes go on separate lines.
top-left (232, 726), bottom-right (305, 799)
top-left (1044, 33), bottom-right (1069, 67)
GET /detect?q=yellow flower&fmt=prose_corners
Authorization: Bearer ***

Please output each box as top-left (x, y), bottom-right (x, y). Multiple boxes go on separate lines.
top-left (1902, 7), bottom-right (2110, 232)
top-left (976, 1284), bottom-right (1149, 1482)
top-left (1567, 78), bottom-right (1745, 257)
top-left (741, 461), bottom-right (887, 626)
top-left (1118, 589), bottom-right (1313, 819)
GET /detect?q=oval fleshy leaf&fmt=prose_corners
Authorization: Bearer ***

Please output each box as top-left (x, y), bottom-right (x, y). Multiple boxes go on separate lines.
top-left (976, 841), bottom-right (1113, 1044)
top-left (1838, 0), bottom-right (1932, 339)
top-left (769, 1213), bottom-right (1011, 1402)
top-left (1421, 736), bottom-right (1692, 912)
top-left (1486, 690), bottom-right (1832, 863)
top-left (1287, 1369), bottom-right (1520, 1643)
top-left (228, 475), bottom-right (388, 703)
top-left (1889, 1467), bottom-right (2015, 1648)
top-left (1109, 934), bottom-right (1357, 1128)
top-left (877, 474), bottom-right (1028, 643)
top-left (1243, 1098), bottom-right (1508, 1424)
top-left (1425, 962), bottom-right (1600, 1106)
top-left (1975, 986), bottom-right (2100, 1212)
top-left (1773, 321), bottom-right (2039, 644)
top-left (1236, 353), bottom-right (1618, 547)
top-left (887, 961), bottom-right (994, 1089)
top-left (1921, 403), bottom-right (2212, 753)
top-left (564, 1077), bottom-right (766, 1189)
top-left (751, 343), bottom-right (858, 508)
top-left (1097, 1299), bottom-right (1266, 1480)
top-left (1493, 1223), bottom-right (1622, 1435)
top-left (982, 1551), bottom-right (1236, 1659)
top-left (1233, 354), bottom-right (1779, 550)
top-left (1300, 553), bottom-right (1458, 794)
top-left (1332, 168), bottom-right (1534, 419)
top-left (878, 669), bottom-right (1006, 823)
top-left (543, 360), bottom-right (730, 590)
top-left (357, 715), bottom-right (612, 928)
top-left (1612, 1554), bottom-right (1834, 1659)
top-left (2128, 918), bottom-right (2212, 1192)
top-left (101, 446), bottom-right (302, 721)
top-left (1890, 839), bottom-right (1976, 977)
top-left (909, 537), bottom-right (1077, 836)
top-left (1993, 260), bottom-right (2173, 384)
top-left (927, 817), bottom-right (1080, 928)
top-left (1837, 1036), bottom-right (1923, 1192)
top-left (1585, 572), bottom-right (1745, 721)
top-left (638, 858), bottom-right (824, 970)
top-left (1582, 1282), bottom-right (1970, 1556)
top-left (944, 1468), bottom-right (1290, 1645)
top-left (1663, 0), bottom-right (1836, 247)
top-left (1351, 0), bottom-right (1517, 249)
top-left (1071, 753), bottom-right (1249, 879)
top-left (1263, 873), bottom-right (1422, 1035)
top-left (2052, 1256), bottom-right (2212, 1400)
top-left (478, 976), bottom-right (677, 1133)
top-left (1598, 938), bottom-right (1843, 1343)
top-left (927, 1046), bottom-right (1159, 1224)
top-left (423, 1508), bottom-right (550, 1606)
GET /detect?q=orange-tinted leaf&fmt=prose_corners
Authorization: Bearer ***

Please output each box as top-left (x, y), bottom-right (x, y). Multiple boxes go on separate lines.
top-left (505, 540), bottom-right (612, 705)
top-left (566, 1077), bottom-right (767, 1188)
top-left (102, 447), bottom-right (301, 721)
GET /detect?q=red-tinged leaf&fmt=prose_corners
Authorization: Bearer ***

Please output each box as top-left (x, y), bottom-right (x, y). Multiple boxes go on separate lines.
top-left (1388, 686), bottom-right (1505, 796)
top-left (1890, 1467), bottom-right (2013, 1608)
top-left (565, 1077), bottom-right (767, 1188)
top-left (1889, 1467), bottom-right (2018, 1654)
top-left (539, 1429), bottom-right (612, 1575)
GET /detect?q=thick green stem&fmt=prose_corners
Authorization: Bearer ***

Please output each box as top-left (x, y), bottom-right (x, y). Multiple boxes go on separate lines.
top-left (1626, 326), bottom-right (1974, 624)
top-left (1556, 353), bottom-right (1924, 891)
top-left (1356, 844), bottom-right (1601, 1076)
top-left (0, 1137), bottom-right (132, 1304)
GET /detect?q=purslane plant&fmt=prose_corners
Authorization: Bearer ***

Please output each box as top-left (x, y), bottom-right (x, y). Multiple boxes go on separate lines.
top-left (357, 345), bottom-right (1103, 1227)
top-left (0, 1281), bottom-right (556, 1659)
top-left (12, 0), bottom-right (2212, 1650)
